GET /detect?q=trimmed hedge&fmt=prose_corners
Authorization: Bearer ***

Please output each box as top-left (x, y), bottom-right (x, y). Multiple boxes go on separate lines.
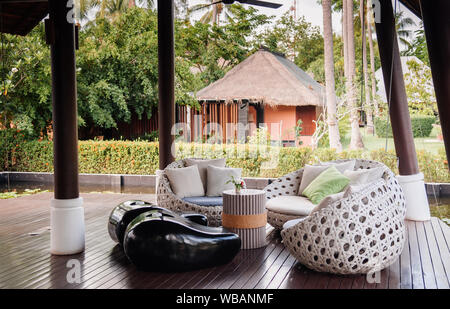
top-left (1, 137), bottom-right (448, 183)
top-left (375, 116), bottom-right (436, 138)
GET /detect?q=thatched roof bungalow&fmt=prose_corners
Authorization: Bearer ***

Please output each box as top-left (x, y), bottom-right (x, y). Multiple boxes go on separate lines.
top-left (190, 48), bottom-right (325, 145)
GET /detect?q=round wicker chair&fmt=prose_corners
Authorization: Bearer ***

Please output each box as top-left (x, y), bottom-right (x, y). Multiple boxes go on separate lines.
top-left (157, 159), bottom-right (242, 227)
top-left (278, 159), bottom-right (407, 274)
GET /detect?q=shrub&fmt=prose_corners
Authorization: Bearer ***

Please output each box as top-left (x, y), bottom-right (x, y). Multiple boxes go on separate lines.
top-left (375, 115), bottom-right (436, 138)
top-left (1, 137), bottom-right (448, 183)
top-left (0, 129), bottom-right (29, 171)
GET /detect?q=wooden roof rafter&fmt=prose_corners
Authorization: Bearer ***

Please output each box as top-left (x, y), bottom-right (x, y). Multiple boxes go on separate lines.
top-left (0, 0), bottom-right (48, 36)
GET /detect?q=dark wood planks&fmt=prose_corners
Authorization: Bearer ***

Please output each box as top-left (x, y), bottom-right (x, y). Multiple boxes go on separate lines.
top-left (0, 192), bottom-right (449, 289)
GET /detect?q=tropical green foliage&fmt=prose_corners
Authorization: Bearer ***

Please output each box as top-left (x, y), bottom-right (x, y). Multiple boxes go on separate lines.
top-left (257, 13), bottom-right (324, 71)
top-left (0, 0), bottom-right (434, 153)
top-left (0, 5), bottom-right (271, 138)
top-left (77, 8), bottom-right (200, 133)
top-left (404, 59), bottom-right (437, 116)
top-left (0, 25), bottom-right (52, 137)
top-left (404, 26), bottom-right (430, 66)
top-left (181, 5), bottom-right (272, 87)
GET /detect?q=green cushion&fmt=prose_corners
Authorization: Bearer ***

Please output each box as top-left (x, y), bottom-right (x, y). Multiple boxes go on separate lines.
top-left (302, 166), bottom-right (350, 205)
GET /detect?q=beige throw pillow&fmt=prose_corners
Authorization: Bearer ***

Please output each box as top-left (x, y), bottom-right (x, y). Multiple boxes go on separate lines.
top-left (206, 165), bottom-right (242, 196)
top-left (298, 160), bottom-right (356, 196)
top-left (165, 165), bottom-right (205, 198)
top-left (185, 158), bottom-right (226, 190)
top-left (343, 166), bottom-right (386, 186)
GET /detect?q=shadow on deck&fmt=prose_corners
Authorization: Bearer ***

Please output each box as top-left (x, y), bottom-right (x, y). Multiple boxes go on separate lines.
top-left (0, 192), bottom-right (448, 289)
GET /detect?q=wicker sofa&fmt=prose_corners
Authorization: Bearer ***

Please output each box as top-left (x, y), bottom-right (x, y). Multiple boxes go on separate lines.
top-left (157, 158), bottom-right (243, 227)
top-left (266, 159), bottom-right (407, 274)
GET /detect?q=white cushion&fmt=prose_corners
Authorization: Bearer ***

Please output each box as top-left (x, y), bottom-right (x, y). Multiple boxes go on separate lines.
top-left (165, 165), bottom-right (205, 198)
top-left (298, 160), bottom-right (356, 195)
top-left (185, 158), bottom-right (226, 190)
top-left (283, 218), bottom-right (305, 230)
top-left (344, 169), bottom-right (370, 185)
top-left (343, 166), bottom-right (386, 186)
top-left (206, 165), bottom-right (242, 197)
top-left (266, 195), bottom-right (315, 216)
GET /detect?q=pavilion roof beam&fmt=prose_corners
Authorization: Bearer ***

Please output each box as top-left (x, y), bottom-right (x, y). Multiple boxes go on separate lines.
top-left (157, 0), bottom-right (175, 170)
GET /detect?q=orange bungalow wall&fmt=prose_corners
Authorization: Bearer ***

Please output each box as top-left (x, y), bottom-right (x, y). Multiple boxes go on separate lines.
top-left (264, 106), bottom-right (297, 141)
top-left (257, 105), bottom-right (319, 146)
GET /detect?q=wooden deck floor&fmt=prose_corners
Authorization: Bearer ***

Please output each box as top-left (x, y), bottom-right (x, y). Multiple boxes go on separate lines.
top-left (0, 192), bottom-right (449, 289)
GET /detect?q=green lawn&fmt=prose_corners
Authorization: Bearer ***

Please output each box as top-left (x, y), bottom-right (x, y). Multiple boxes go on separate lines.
top-left (341, 127), bottom-right (445, 155)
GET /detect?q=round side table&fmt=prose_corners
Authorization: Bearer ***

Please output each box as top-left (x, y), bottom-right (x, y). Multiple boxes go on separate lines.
top-left (222, 189), bottom-right (267, 249)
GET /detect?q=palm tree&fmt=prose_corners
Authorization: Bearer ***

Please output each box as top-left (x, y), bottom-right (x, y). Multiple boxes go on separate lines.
top-left (77, 0), bottom-right (97, 21)
top-left (189, 1), bottom-right (233, 25)
top-left (322, 0), bottom-right (342, 151)
top-left (345, 0), bottom-right (364, 149)
top-left (395, 11), bottom-right (416, 50)
top-left (136, 0), bottom-right (156, 9)
top-left (105, 0), bottom-right (128, 16)
top-left (360, 0), bottom-right (373, 134)
top-left (91, 0), bottom-right (133, 19)
top-left (75, 0), bottom-right (156, 23)
top-left (366, 2), bottom-right (379, 117)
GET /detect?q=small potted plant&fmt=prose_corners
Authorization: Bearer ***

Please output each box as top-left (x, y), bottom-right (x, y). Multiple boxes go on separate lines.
top-left (226, 175), bottom-right (245, 194)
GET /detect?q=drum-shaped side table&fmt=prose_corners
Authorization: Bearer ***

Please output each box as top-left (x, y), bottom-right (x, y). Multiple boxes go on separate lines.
top-left (222, 189), bottom-right (267, 249)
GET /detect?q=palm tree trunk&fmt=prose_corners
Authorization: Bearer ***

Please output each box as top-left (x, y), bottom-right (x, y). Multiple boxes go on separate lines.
top-left (100, 0), bottom-right (107, 18)
top-left (346, 0), bottom-right (364, 149)
top-left (343, 2), bottom-right (349, 81)
top-left (360, 0), bottom-right (373, 134)
top-left (212, 3), bottom-right (218, 25)
top-left (323, 0), bottom-right (342, 152)
top-left (367, 7), bottom-right (379, 117)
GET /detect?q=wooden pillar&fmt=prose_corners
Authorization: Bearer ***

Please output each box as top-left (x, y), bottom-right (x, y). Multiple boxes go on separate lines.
top-left (420, 0), bottom-right (450, 169)
top-left (224, 104), bottom-right (228, 141)
top-left (158, 0), bottom-right (175, 169)
top-left (47, 1), bottom-right (79, 200)
top-left (203, 103), bottom-right (207, 141)
top-left (233, 103), bottom-right (238, 143)
top-left (374, 0), bottom-right (429, 221)
top-left (374, 0), bottom-right (419, 175)
top-left (47, 0), bottom-right (84, 255)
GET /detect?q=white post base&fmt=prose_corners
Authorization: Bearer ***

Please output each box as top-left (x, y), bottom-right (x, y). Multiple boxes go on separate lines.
top-left (50, 197), bottom-right (85, 255)
top-left (396, 172), bottom-right (431, 221)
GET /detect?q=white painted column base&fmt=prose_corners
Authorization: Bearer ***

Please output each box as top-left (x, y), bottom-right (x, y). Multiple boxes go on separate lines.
top-left (50, 197), bottom-right (85, 255)
top-left (396, 172), bottom-right (430, 221)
